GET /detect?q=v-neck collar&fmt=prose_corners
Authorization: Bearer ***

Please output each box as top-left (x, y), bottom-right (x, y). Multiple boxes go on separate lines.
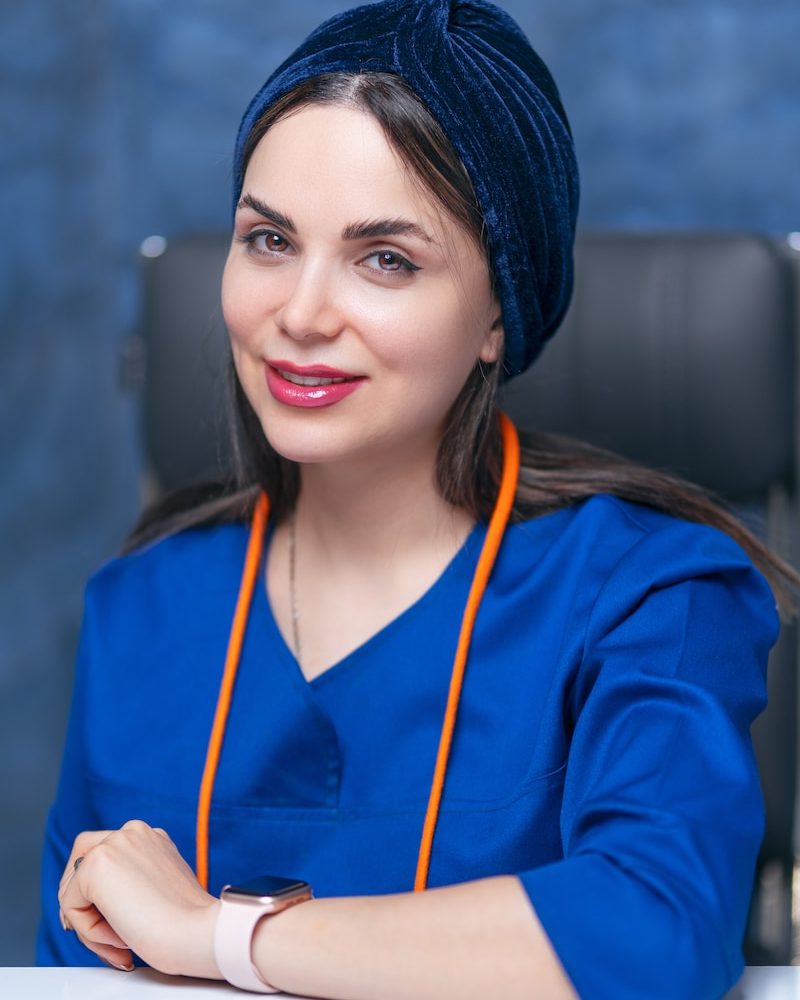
top-left (258, 519), bottom-right (487, 689)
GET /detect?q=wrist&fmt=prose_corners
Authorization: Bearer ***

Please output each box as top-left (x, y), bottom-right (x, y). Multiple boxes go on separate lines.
top-left (250, 895), bottom-right (312, 987)
top-left (184, 897), bottom-right (224, 981)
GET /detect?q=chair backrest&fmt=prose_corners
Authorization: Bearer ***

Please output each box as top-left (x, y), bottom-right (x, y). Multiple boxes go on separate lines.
top-left (501, 232), bottom-right (795, 500)
top-left (136, 232), bottom-right (232, 493)
top-left (134, 228), bottom-right (799, 962)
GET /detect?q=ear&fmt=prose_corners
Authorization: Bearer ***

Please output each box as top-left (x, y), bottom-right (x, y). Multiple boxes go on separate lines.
top-left (478, 309), bottom-right (504, 364)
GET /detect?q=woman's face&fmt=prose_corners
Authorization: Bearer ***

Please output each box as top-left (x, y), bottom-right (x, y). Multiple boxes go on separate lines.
top-left (222, 103), bottom-right (502, 470)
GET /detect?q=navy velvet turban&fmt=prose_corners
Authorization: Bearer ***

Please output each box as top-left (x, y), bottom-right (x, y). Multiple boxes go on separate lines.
top-left (232, 0), bottom-right (580, 378)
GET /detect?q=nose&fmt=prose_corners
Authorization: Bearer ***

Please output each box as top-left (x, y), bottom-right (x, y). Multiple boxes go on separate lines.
top-left (274, 258), bottom-right (344, 342)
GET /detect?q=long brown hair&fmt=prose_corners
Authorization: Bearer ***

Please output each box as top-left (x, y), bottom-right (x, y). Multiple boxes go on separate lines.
top-left (126, 72), bottom-right (799, 616)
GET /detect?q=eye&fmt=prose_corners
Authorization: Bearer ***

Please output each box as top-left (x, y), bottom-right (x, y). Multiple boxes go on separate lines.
top-left (236, 229), bottom-right (291, 257)
top-left (361, 250), bottom-right (421, 275)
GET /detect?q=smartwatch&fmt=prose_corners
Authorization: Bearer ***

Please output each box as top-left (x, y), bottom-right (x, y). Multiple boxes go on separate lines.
top-left (214, 874), bottom-right (313, 993)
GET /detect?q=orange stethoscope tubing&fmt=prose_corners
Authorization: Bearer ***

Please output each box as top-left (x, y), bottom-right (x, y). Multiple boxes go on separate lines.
top-left (413, 410), bottom-right (520, 890)
top-left (195, 490), bottom-right (270, 891)
top-left (195, 411), bottom-right (521, 893)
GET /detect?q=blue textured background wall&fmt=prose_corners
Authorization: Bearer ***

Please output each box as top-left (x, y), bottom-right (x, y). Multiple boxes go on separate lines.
top-left (1, 0), bottom-right (798, 964)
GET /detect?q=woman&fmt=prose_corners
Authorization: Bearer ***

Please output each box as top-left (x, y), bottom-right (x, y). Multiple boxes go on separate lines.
top-left (40, 1), bottom-right (796, 997)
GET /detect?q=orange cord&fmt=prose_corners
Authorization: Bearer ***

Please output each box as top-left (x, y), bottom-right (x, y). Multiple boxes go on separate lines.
top-left (413, 412), bottom-right (520, 891)
top-left (195, 412), bottom-right (520, 893)
top-left (195, 491), bottom-right (269, 889)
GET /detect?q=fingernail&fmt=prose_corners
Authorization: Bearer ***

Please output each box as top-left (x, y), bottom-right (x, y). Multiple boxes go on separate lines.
top-left (102, 959), bottom-right (135, 972)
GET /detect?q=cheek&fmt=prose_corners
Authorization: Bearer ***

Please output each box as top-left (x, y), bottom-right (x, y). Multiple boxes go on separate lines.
top-left (221, 260), bottom-right (249, 342)
top-left (227, 334), bottom-right (257, 415)
top-left (221, 263), bottom-right (265, 406)
top-left (371, 289), bottom-right (483, 385)
top-left (221, 259), bottom-right (278, 347)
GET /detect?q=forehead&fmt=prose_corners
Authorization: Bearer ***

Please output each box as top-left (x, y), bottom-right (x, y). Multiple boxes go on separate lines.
top-left (242, 104), bottom-right (453, 239)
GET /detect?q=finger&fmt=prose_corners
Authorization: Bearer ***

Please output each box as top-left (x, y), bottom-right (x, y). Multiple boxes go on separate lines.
top-left (62, 830), bottom-right (111, 879)
top-left (72, 919), bottom-right (134, 972)
top-left (65, 899), bottom-right (131, 951)
top-left (98, 947), bottom-right (135, 972)
top-left (59, 831), bottom-right (112, 898)
top-left (58, 867), bottom-right (81, 909)
top-left (60, 856), bottom-right (131, 953)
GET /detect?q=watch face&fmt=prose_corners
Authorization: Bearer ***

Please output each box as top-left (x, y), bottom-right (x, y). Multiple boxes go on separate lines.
top-left (227, 875), bottom-right (308, 898)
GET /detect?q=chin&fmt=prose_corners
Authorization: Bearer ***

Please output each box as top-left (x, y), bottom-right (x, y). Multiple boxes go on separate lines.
top-left (259, 418), bottom-right (366, 467)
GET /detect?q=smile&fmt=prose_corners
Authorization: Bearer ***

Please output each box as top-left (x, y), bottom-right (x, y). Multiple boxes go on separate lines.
top-left (279, 370), bottom-right (351, 387)
top-left (265, 362), bottom-right (366, 409)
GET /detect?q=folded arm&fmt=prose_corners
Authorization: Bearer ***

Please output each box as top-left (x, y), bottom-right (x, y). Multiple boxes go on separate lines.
top-left (58, 822), bottom-right (576, 999)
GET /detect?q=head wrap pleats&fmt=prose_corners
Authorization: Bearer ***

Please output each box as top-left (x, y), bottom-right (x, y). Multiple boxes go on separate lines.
top-left (233, 0), bottom-right (579, 378)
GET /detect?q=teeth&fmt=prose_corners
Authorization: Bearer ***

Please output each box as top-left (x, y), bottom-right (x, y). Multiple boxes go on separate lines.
top-left (280, 370), bottom-right (348, 387)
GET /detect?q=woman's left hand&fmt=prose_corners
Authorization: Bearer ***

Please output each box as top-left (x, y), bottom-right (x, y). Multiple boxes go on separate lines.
top-left (58, 820), bottom-right (222, 979)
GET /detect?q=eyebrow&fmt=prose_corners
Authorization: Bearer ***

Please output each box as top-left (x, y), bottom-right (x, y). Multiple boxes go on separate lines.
top-left (237, 194), bottom-right (296, 233)
top-left (341, 217), bottom-right (439, 247)
top-left (238, 193), bottom-right (439, 247)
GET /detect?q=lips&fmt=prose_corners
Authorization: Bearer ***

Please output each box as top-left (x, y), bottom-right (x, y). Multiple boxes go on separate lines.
top-left (265, 360), bottom-right (366, 409)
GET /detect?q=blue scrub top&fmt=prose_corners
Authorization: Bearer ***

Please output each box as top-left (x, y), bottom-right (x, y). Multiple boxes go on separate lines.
top-left (37, 495), bottom-right (778, 999)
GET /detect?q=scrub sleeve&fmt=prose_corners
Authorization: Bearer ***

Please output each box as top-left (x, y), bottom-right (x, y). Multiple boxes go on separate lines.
top-left (520, 524), bottom-right (777, 998)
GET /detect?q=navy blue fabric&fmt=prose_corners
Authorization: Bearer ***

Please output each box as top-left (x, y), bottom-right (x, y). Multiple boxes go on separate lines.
top-left (232, 0), bottom-right (580, 377)
top-left (38, 496), bottom-right (776, 998)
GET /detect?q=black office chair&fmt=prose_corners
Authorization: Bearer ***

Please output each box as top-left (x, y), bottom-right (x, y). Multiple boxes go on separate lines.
top-left (129, 228), bottom-right (800, 964)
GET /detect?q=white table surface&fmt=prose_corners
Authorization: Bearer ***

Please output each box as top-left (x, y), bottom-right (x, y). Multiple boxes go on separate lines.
top-left (2, 966), bottom-right (800, 999)
top-left (726, 967), bottom-right (800, 999)
top-left (0, 966), bottom-right (800, 1000)
top-left (0, 967), bottom-right (306, 998)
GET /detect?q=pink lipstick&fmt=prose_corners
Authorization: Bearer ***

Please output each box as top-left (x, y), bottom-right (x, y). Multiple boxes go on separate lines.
top-left (265, 360), bottom-right (366, 408)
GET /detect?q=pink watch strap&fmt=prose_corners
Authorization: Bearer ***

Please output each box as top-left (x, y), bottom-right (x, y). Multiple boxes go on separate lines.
top-left (214, 899), bottom-right (278, 994)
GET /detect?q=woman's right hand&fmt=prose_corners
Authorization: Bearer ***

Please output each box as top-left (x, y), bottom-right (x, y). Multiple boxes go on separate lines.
top-left (58, 820), bottom-right (222, 979)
